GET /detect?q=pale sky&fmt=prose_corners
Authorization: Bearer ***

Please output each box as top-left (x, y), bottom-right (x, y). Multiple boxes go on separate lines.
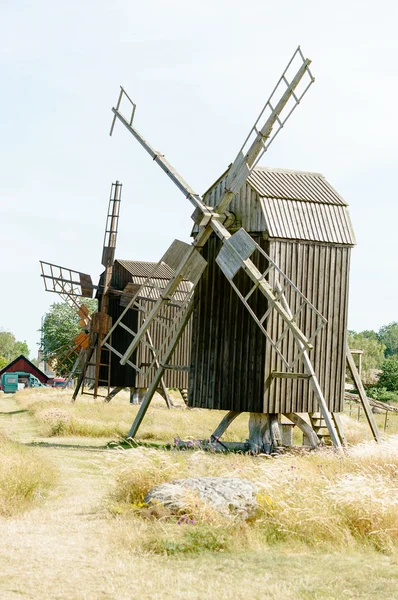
top-left (1, 0), bottom-right (397, 357)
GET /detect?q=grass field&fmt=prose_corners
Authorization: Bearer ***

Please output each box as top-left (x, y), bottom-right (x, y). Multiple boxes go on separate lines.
top-left (1, 388), bottom-right (398, 599)
top-left (0, 431), bottom-right (56, 517)
top-left (14, 386), bottom-right (398, 441)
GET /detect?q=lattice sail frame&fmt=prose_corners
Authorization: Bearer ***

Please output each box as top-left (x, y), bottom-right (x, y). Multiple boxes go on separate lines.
top-left (102, 240), bottom-right (207, 378)
top-left (40, 261), bottom-right (95, 299)
top-left (216, 229), bottom-right (327, 369)
top-left (227, 46), bottom-right (315, 191)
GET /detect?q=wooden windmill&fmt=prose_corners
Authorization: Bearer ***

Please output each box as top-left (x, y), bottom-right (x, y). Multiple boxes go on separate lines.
top-left (40, 183), bottom-right (192, 404)
top-left (40, 181), bottom-right (122, 398)
top-left (104, 46), bottom-right (380, 452)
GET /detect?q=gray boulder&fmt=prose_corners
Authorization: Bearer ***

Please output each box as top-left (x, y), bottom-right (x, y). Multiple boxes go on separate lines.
top-left (145, 476), bottom-right (258, 519)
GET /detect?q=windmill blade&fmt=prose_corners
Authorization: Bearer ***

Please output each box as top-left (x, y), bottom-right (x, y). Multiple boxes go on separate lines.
top-left (224, 47), bottom-right (314, 198)
top-left (110, 47), bottom-right (313, 219)
top-left (101, 181), bottom-right (122, 271)
top-left (78, 303), bottom-right (90, 327)
top-left (44, 339), bottom-right (82, 376)
top-left (40, 261), bottom-right (96, 298)
top-left (85, 181), bottom-right (123, 400)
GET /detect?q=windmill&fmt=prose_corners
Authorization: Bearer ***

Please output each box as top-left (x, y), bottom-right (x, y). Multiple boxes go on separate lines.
top-left (103, 46), bottom-right (380, 452)
top-left (40, 182), bottom-right (122, 398)
top-left (40, 183), bottom-right (192, 406)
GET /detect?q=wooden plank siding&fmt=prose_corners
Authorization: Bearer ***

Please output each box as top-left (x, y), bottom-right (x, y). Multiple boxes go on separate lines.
top-left (99, 260), bottom-right (191, 389)
top-left (263, 240), bottom-right (350, 413)
top-left (188, 236), bottom-right (350, 413)
top-left (189, 234), bottom-right (267, 411)
top-left (188, 166), bottom-right (355, 414)
top-left (203, 174), bottom-right (266, 233)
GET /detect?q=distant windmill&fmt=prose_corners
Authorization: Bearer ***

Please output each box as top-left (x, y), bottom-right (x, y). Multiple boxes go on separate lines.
top-left (103, 46), bottom-right (380, 451)
top-left (40, 183), bottom-right (191, 405)
top-left (40, 182), bottom-right (122, 397)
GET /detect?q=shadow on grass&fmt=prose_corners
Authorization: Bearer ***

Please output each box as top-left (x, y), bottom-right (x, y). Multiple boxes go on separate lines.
top-left (108, 438), bottom-right (246, 454)
top-left (108, 439), bottom-right (176, 451)
top-left (0, 410), bottom-right (28, 416)
top-left (23, 441), bottom-right (111, 452)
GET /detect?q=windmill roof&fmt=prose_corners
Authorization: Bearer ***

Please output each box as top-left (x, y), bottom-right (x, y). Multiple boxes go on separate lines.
top-left (114, 259), bottom-right (192, 303)
top-left (247, 166), bottom-right (347, 206)
top-left (116, 259), bottom-right (175, 279)
top-left (201, 165), bottom-right (355, 245)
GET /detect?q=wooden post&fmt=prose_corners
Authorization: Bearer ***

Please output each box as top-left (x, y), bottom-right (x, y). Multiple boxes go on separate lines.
top-left (249, 413), bottom-right (272, 453)
top-left (210, 411), bottom-right (240, 442)
top-left (346, 345), bottom-right (381, 443)
top-left (104, 386), bottom-right (124, 403)
top-left (284, 413), bottom-right (321, 449)
top-left (247, 413), bottom-right (281, 454)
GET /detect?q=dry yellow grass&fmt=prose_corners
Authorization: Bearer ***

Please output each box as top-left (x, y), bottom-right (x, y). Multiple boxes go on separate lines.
top-left (16, 386), bottom-right (398, 444)
top-left (0, 432), bottom-right (57, 517)
top-left (109, 436), bottom-right (398, 555)
top-left (13, 387), bottom-right (398, 555)
top-left (2, 391), bottom-right (398, 599)
top-left (14, 387), bottom-right (251, 441)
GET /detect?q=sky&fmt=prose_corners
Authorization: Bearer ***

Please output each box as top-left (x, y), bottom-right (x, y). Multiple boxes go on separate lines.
top-left (0, 0), bottom-right (397, 357)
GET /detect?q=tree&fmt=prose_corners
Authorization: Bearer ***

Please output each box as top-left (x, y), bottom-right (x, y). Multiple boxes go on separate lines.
top-left (360, 330), bottom-right (379, 341)
top-left (378, 322), bottom-right (398, 357)
top-left (347, 331), bottom-right (385, 384)
top-left (377, 357), bottom-right (398, 391)
top-left (40, 300), bottom-right (97, 375)
top-left (0, 331), bottom-right (29, 363)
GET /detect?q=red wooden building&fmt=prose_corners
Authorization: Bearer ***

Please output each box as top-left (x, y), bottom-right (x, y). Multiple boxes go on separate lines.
top-left (0, 355), bottom-right (50, 385)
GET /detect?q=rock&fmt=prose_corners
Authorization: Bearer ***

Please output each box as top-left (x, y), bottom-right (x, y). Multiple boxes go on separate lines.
top-left (145, 476), bottom-right (258, 519)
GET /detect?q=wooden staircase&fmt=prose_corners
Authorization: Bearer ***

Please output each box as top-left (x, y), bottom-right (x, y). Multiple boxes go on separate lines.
top-left (309, 412), bottom-right (347, 447)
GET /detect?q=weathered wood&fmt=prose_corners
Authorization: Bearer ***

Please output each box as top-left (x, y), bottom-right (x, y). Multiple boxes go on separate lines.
top-left (210, 411), bottom-right (241, 442)
top-left (248, 413), bottom-right (272, 454)
top-left (332, 412), bottom-right (347, 447)
top-left (346, 345), bottom-right (381, 443)
top-left (127, 303), bottom-right (193, 438)
top-left (271, 372), bottom-right (310, 379)
top-left (275, 280), bottom-right (343, 452)
top-left (175, 440), bottom-right (249, 452)
top-left (269, 414), bottom-right (282, 447)
top-left (283, 413), bottom-right (320, 448)
top-left (145, 330), bottom-right (172, 409)
top-left (104, 386), bottom-right (124, 403)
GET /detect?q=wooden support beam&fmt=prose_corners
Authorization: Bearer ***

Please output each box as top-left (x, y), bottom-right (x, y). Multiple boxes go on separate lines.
top-left (284, 413), bottom-right (321, 449)
top-left (248, 413), bottom-right (272, 454)
top-left (210, 411), bottom-right (241, 442)
top-left (127, 303), bottom-right (193, 438)
top-left (346, 344), bottom-right (381, 443)
top-left (332, 412), bottom-right (347, 447)
top-left (104, 386), bottom-right (124, 403)
top-left (271, 371), bottom-right (310, 379)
